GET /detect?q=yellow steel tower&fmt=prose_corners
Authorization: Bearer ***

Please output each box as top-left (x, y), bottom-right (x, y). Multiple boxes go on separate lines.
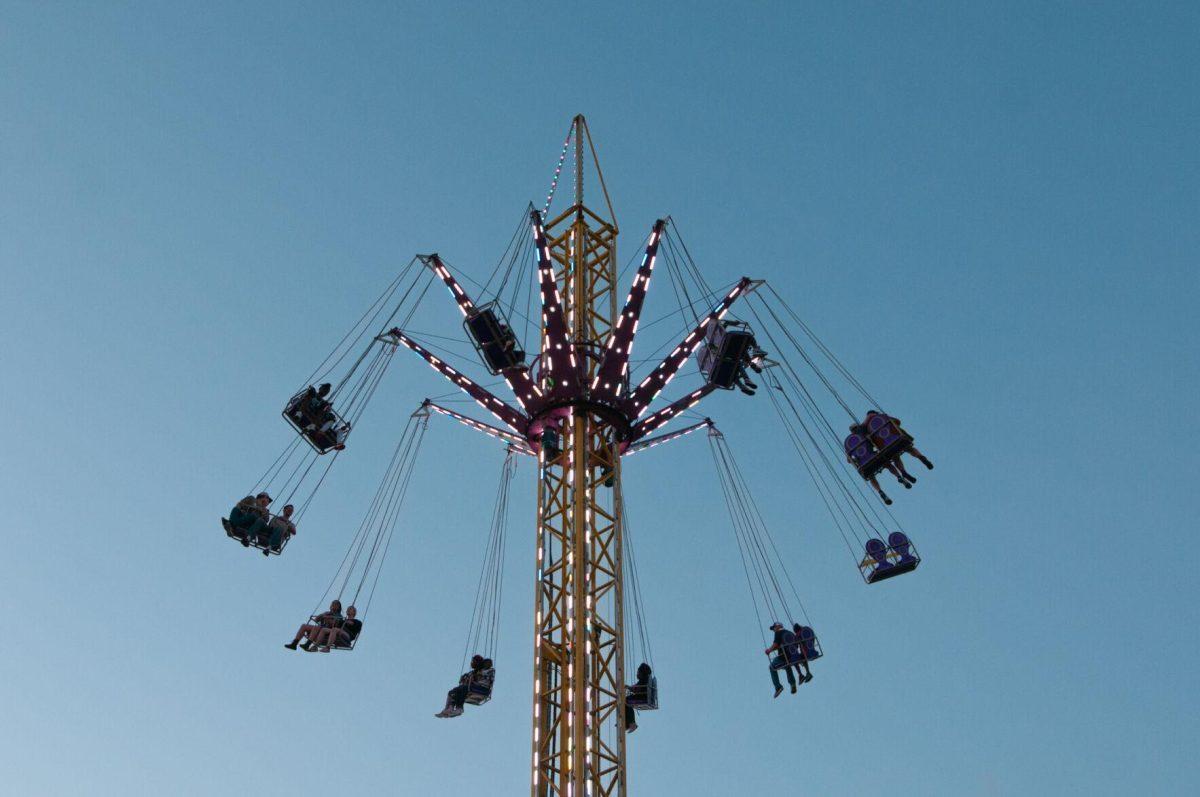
top-left (532, 115), bottom-right (626, 797)
top-left (391, 115), bottom-right (755, 796)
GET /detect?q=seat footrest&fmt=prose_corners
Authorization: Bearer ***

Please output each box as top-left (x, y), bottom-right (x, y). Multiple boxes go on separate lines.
top-left (866, 559), bottom-right (919, 583)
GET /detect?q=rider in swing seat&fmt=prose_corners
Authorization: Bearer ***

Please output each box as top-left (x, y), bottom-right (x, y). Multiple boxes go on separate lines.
top-left (228, 493), bottom-right (272, 546)
top-left (435, 654), bottom-right (494, 718)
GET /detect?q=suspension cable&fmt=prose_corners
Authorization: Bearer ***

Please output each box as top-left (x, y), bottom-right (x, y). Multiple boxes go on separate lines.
top-left (462, 448), bottom-right (517, 669)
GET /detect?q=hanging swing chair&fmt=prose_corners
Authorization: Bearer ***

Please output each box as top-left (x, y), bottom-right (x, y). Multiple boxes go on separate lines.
top-left (622, 501), bottom-right (659, 714)
top-left (698, 319), bottom-right (762, 390)
top-left (446, 446), bottom-right (518, 712)
top-left (219, 429), bottom-right (342, 557)
top-left (464, 301), bottom-right (526, 375)
top-left (284, 385), bottom-right (352, 454)
top-left (221, 511), bottom-right (295, 556)
top-left (844, 413), bottom-right (915, 481)
top-left (860, 531), bottom-right (921, 584)
top-left (281, 258), bottom-right (433, 454)
top-left (290, 405), bottom-right (431, 652)
top-left (708, 426), bottom-right (823, 694)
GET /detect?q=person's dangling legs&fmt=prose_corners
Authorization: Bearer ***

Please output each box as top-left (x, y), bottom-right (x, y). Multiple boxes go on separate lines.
top-left (884, 461), bottom-right (913, 487)
top-left (907, 445), bottom-right (934, 470)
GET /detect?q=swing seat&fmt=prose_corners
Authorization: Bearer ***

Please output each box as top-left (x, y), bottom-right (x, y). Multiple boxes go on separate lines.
top-left (796, 626), bottom-right (823, 661)
top-left (463, 668), bottom-right (496, 705)
top-left (698, 322), bottom-right (756, 389)
top-left (283, 389), bottom-right (351, 454)
top-left (221, 516), bottom-right (290, 555)
top-left (465, 304), bottom-right (526, 374)
top-left (844, 427), bottom-right (912, 481)
top-left (770, 636), bottom-right (807, 669)
top-left (626, 676), bottom-right (658, 711)
top-left (861, 533), bottom-right (921, 584)
top-left (306, 615), bottom-right (359, 651)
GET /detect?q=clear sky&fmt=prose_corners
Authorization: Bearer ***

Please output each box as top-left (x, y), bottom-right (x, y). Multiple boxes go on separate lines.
top-left (2, 2), bottom-right (1197, 795)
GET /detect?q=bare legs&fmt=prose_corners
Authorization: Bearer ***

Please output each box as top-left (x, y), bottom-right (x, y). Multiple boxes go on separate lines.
top-left (308, 626), bottom-right (350, 652)
top-left (906, 446), bottom-right (934, 469)
top-left (436, 685), bottom-right (468, 718)
top-left (884, 461), bottom-right (914, 487)
top-left (284, 624), bottom-right (322, 650)
top-left (867, 475), bottom-right (892, 505)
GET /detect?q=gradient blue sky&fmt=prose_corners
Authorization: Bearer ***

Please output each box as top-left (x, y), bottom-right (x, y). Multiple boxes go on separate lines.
top-left (2, 2), bottom-right (1197, 795)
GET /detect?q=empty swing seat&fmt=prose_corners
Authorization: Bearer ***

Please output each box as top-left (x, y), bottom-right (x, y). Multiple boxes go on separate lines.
top-left (860, 532), bottom-right (921, 584)
top-left (283, 389), bottom-right (351, 454)
top-left (844, 416), bottom-right (912, 480)
top-left (698, 322), bottom-right (756, 389)
top-left (464, 304), bottom-right (525, 374)
top-left (463, 668), bottom-right (496, 705)
top-left (626, 676), bottom-right (659, 711)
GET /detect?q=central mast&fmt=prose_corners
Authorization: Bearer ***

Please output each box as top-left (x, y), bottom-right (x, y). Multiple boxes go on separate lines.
top-left (390, 115), bottom-right (760, 795)
top-left (532, 115), bottom-right (626, 797)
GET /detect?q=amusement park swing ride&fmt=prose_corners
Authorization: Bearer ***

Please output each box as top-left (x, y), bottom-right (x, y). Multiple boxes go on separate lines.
top-left (223, 115), bottom-right (936, 796)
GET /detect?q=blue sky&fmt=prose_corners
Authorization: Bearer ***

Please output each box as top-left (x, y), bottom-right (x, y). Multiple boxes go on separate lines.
top-left (2, 2), bottom-right (1197, 794)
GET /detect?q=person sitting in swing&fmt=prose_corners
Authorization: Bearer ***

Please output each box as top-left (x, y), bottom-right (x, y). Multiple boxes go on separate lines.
top-left (849, 420), bottom-right (914, 493)
top-left (288, 383), bottom-right (333, 427)
top-left (435, 654), bottom-right (494, 718)
top-left (864, 410), bottom-right (933, 478)
top-left (845, 425), bottom-right (897, 506)
top-left (308, 605), bottom-right (362, 652)
top-left (733, 365), bottom-right (758, 396)
top-left (227, 492), bottom-right (272, 546)
top-left (310, 409), bottom-right (350, 453)
top-left (284, 600), bottom-right (343, 651)
top-left (496, 321), bottom-right (525, 362)
top-left (623, 662), bottom-right (654, 733)
top-left (790, 623), bottom-right (815, 684)
top-left (765, 622), bottom-right (800, 698)
top-left (264, 503), bottom-right (297, 555)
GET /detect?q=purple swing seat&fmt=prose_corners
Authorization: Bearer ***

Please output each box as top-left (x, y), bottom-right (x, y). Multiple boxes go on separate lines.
top-left (844, 415), bottom-right (913, 480)
top-left (861, 532), bottom-right (921, 584)
top-left (796, 626), bottom-right (823, 661)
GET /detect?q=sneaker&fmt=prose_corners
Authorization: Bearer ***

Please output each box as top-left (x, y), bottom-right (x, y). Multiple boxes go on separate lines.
top-left (881, 493), bottom-right (892, 506)
top-left (627, 723), bottom-right (638, 734)
top-left (902, 480), bottom-right (912, 489)
top-left (773, 686), bottom-right (784, 699)
top-left (303, 643), bottom-right (317, 652)
top-left (318, 646), bottom-right (331, 653)
top-left (284, 642), bottom-right (298, 651)
top-left (240, 536), bottom-right (250, 547)
top-left (262, 548), bottom-right (270, 557)
top-left (790, 684), bottom-right (797, 694)
top-left (922, 459), bottom-right (934, 470)
top-left (804, 673), bottom-right (814, 683)
top-left (905, 473), bottom-right (917, 484)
